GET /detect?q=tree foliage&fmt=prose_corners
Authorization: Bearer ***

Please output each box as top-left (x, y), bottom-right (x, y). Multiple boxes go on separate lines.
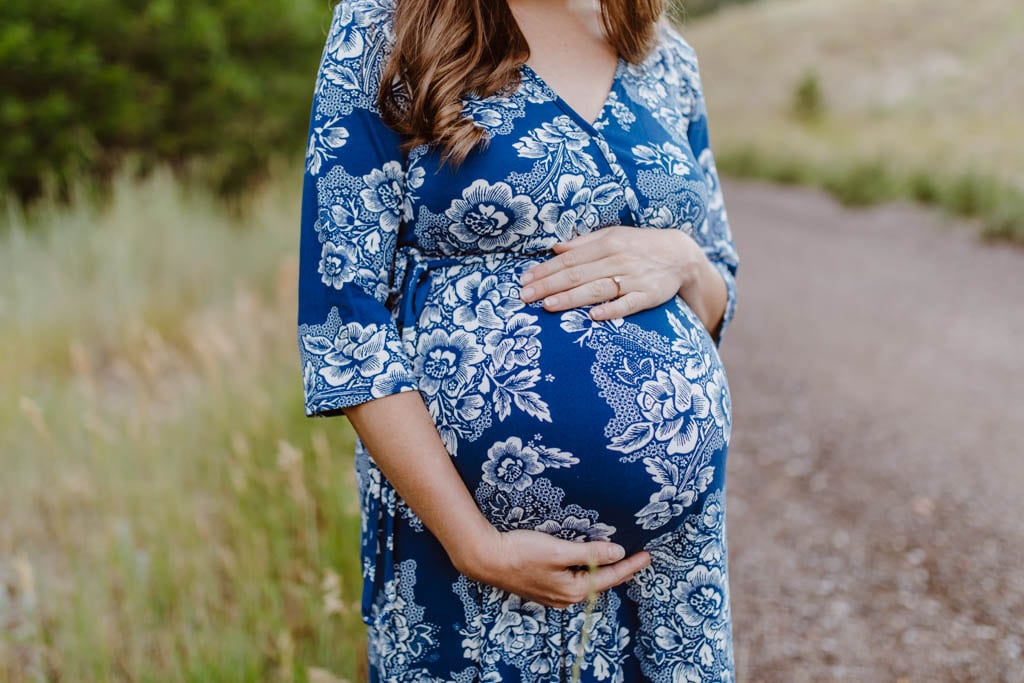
top-left (0, 0), bottom-right (328, 204)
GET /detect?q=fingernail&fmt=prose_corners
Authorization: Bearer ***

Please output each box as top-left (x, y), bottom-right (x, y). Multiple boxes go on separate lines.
top-left (521, 271), bottom-right (534, 285)
top-left (544, 296), bottom-right (559, 307)
top-left (521, 286), bottom-right (535, 301)
top-left (609, 545), bottom-right (626, 562)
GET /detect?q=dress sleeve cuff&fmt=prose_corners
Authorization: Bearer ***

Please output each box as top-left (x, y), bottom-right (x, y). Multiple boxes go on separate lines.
top-left (709, 260), bottom-right (738, 347)
top-left (299, 307), bottom-right (420, 417)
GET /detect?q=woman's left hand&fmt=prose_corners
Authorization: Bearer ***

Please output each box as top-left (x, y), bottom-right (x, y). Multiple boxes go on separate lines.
top-left (519, 226), bottom-right (706, 321)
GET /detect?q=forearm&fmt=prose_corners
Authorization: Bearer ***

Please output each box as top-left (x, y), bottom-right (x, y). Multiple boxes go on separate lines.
top-left (678, 249), bottom-right (729, 344)
top-left (344, 390), bottom-right (496, 573)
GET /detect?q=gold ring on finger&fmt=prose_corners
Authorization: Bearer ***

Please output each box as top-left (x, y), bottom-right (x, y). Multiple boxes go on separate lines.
top-left (612, 275), bottom-right (623, 298)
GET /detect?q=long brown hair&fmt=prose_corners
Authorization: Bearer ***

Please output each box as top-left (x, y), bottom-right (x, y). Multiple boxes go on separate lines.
top-left (379, 0), bottom-right (666, 166)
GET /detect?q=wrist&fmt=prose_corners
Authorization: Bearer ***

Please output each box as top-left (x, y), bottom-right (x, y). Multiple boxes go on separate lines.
top-left (678, 254), bottom-right (728, 340)
top-left (442, 517), bottom-right (502, 580)
top-left (676, 234), bottom-right (709, 298)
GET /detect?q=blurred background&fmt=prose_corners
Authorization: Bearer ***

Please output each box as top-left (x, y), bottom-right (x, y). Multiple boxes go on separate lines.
top-left (1, 0), bottom-right (1021, 680)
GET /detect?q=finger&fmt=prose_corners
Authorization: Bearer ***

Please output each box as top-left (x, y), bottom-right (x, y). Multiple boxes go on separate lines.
top-left (520, 256), bottom-right (620, 304)
top-left (520, 239), bottom-right (617, 291)
top-left (574, 551), bottom-right (653, 596)
top-left (550, 226), bottom-right (617, 252)
top-left (589, 290), bottom-right (649, 321)
top-left (557, 540), bottom-right (627, 568)
top-left (539, 276), bottom-right (622, 312)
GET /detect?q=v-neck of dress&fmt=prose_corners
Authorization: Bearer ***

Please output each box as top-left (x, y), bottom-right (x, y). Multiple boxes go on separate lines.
top-left (520, 57), bottom-right (624, 136)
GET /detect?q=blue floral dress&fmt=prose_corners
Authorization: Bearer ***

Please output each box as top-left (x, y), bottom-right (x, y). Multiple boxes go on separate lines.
top-left (297, 1), bottom-right (740, 681)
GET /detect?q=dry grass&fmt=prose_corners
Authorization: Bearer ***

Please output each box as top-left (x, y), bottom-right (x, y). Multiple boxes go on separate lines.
top-left (681, 0), bottom-right (1024, 240)
top-left (1, 169), bottom-right (366, 682)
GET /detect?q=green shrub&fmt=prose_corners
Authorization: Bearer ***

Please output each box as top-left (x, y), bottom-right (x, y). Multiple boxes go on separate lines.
top-left (822, 159), bottom-right (901, 207)
top-left (790, 70), bottom-right (826, 123)
top-left (0, 0), bottom-right (328, 206)
top-left (717, 144), bottom-right (811, 186)
top-left (715, 144), bottom-right (764, 178)
top-left (940, 171), bottom-right (1003, 218)
top-left (908, 170), bottom-right (942, 204)
top-left (669, 0), bottom-right (764, 23)
top-left (980, 187), bottom-right (1024, 242)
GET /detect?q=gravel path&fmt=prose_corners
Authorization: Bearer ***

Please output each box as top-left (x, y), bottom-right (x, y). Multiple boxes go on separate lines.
top-left (719, 180), bottom-right (1024, 682)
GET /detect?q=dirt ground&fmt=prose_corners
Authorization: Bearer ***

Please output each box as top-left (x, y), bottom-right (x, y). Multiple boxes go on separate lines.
top-left (718, 180), bottom-right (1024, 683)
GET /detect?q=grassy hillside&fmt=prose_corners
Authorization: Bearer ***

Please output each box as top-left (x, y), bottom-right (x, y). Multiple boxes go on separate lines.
top-left (681, 0), bottom-right (1024, 241)
top-left (0, 172), bottom-right (370, 682)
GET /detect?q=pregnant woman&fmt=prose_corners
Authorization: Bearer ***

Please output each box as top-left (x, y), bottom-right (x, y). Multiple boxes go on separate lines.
top-left (296, 0), bottom-right (740, 680)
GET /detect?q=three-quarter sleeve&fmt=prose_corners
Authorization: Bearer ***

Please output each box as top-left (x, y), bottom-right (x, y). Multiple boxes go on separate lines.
top-left (685, 53), bottom-right (740, 347)
top-left (296, 1), bottom-right (419, 417)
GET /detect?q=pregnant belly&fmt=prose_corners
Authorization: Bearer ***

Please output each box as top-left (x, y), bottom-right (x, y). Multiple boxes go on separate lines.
top-left (406, 256), bottom-right (732, 553)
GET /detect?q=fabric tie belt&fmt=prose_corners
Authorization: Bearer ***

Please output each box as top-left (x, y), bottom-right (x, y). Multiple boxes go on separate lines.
top-left (392, 246), bottom-right (554, 335)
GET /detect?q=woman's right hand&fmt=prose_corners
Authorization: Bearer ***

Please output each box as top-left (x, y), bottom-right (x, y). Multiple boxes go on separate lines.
top-left (345, 392), bottom-right (651, 609)
top-left (452, 527), bottom-right (652, 609)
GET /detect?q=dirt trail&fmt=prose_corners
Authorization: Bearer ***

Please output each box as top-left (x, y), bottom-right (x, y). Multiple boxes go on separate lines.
top-left (719, 180), bottom-right (1024, 682)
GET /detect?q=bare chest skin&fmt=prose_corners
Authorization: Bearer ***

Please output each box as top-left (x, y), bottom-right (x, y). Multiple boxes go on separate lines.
top-left (507, 0), bottom-right (620, 125)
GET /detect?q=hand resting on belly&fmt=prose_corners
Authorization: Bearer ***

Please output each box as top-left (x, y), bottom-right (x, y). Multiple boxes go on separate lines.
top-left (518, 225), bottom-right (729, 340)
